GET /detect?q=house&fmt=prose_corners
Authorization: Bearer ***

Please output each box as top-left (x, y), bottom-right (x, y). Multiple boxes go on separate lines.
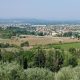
top-left (51, 31), bottom-right (58, 36)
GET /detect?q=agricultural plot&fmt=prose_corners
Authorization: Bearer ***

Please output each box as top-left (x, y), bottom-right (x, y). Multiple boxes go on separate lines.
top-left (46, 42), bottom-right (80, 50)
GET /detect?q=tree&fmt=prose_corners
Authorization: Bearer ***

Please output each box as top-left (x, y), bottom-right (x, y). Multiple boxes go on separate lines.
top-left (0, 49), bottom-right (2, 61)
top-left (1, 50), bottom-right (15, 62)
top-left (69, 48), bottom-right (76, 54)
top-left (34, 48), bottom-right (46, 68)
top-left (63, 32), bottom-right (72, 37)
top-left (38, 32), bottom-right (44, 36)
top-left (68, 55), bottom-right (78, 67)
top-left (23, 57), bottom-right (28, 69)
top-left (64, 52), bottom-right (78, 67)
top-left (46, 49), bottom-right (64, 72)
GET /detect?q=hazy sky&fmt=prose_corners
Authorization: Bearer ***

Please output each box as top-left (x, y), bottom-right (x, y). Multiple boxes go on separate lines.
top-left (0, 0), bottom-right (80, 20)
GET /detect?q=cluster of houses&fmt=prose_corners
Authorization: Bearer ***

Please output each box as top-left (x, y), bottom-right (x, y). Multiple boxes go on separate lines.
top-left (1, 24), bottom-right (80, 37)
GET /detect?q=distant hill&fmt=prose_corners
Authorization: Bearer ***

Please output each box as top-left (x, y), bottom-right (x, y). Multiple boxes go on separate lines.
top-left (0, 18), bottom-right (80, 25)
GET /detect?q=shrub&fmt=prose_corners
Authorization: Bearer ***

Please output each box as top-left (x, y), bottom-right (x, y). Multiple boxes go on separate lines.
top-left (63, 53), bottom-right (78, 67)
top-left (0, 62), bottom-right (25, 80)
top-left (69, 48), bottom-right (76, 54)
top-left (1, 51), bottom-right (15, 62)
top-left (38, 32), bottom-right (44, 36)
top-left (24, 68), bottom-right (54, 80)
top-left (21, 41), bottom-right (29, 47)
top-left (55, 67), bottom-right (74, 80)
top-left (68, 56), bottom-right (78, 67)
top-left (55, 66), bottom-right (80, 80)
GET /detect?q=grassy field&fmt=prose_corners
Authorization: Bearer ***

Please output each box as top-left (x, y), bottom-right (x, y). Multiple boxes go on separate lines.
top-left (0, 36), bottom-right (80, 51)
top-left (46, 42), bottom-right (80, 50)
top-left (1, 36), bottom-right (80, 46)
top-left (19, 36), bottom-right (80, 46)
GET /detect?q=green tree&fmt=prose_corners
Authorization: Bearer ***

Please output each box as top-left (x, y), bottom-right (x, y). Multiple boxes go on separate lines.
top-left (69, 48), bottom-right (76, 55)
top-left (68, 55), bottom-right (78, 67)
top-left (23, 57), bottom-right (28, 69)
top-left (38, 32), bottom-right (44, 36)
top-left (46, 49), bottom-right (64, 72)
top-left (34, 48), bottom-right (46, 68)
top-left (0, 49), bottom-right (2, 61)
top-left (64, 52), bottom-right (78, 67)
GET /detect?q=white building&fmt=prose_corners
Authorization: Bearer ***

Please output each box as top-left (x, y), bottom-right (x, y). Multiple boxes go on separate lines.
top-left (52, 31), bottom-right (58, 36)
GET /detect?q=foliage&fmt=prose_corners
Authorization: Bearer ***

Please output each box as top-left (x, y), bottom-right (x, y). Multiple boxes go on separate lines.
top-left (64, 51), bottom-right (78, 67)
top-left (0, 43), bottom-right (12, 48)
top-left (0, 27), bottom-right (37, 39)
top-left (24, 68), bottom-right (54, 80)
top-left (63, 32), bottom-right (72, 37)
top-left (34, 48), bottom-right (46, 68)
top-left (55, 66), bottom-right (80, 80)
top-left (38, 32), bottom-right (44, 36)
top-left (46, 49), bottom-right (64, 72)
top-left (69, 47), bottom-right (76, 54)
top-left (0, 62), bottom-right (25, 80)
top-left (23, 57), bottom-right (28, 69)
top-left (21, 41), bottom-right (29, 47)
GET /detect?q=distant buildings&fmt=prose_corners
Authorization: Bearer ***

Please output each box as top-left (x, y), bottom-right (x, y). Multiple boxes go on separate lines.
top-left (1, 23), bottom-right (80, 37)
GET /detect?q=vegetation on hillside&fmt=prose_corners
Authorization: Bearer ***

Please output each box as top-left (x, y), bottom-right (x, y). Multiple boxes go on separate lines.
top-left (0, 43), bottom-right (80, 79)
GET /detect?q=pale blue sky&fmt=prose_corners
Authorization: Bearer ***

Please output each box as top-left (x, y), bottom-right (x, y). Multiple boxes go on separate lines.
top-left (0, 0), bottom-right (80, 20)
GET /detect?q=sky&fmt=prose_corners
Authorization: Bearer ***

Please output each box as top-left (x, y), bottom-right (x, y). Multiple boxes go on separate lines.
top-left (0, 0), bottom-right (80, 20)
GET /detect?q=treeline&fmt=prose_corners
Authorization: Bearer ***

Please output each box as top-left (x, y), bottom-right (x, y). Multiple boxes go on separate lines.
top-left (0, 28), bottom-right (44, 39)
top-left (0, 27), bottom-right (57, 39)
top-left (0, 47), bottom-right (79, 71)
top-left (63, 32), bottom-right (80, 38)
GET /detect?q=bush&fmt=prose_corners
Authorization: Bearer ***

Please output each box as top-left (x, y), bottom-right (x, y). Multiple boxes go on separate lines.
top-left (69, 48), bottom-right (76, 54)
top-left (55, 67), bottom-right (74, 80)
top-left (0, 43), bottom-right (9, 48)
top-left (24, 68), bottom-right (54, 80)
top-left (63, 53), bottom-right (78, 67)
top-left (21, 41), bottom-right (29, 47)
top-left (38, 32), bottom-right (44, 36)
top-left (0, 62), bottom-right (25, 80)
top-left (0, 43), bottom-right (14, 48)
top-left (0, 62), bottom-right (55, 80)
top-left (1, 51), bottom-right (15, 62)
top-left (55, 66), bottom-right (80, 80)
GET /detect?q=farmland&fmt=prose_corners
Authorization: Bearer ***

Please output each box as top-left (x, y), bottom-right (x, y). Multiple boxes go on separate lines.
top-left (0, 36), bottom-right (80, 46)
top-left (0, 36), bottom-right (80, 52)
top-left (46, 42), bottom-right (80, 50)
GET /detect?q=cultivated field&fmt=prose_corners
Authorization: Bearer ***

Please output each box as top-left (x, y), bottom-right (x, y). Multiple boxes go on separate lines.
top-left (46, 42), bottom-right (80, 50)
top-left (0, 36), bottom-right (80, 46)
